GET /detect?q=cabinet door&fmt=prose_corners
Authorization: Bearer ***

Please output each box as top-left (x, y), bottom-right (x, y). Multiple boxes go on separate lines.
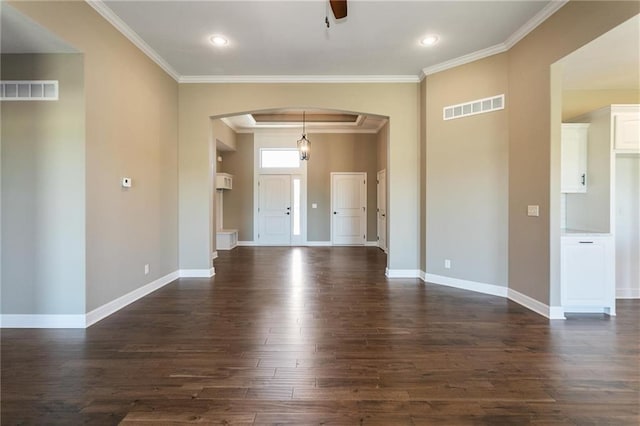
top-left (561, 124), bottom-right (588, 193)
top-left (614, 113), bottom-right (640, 153)
top-left (561, 237), bottom-right (614, 311)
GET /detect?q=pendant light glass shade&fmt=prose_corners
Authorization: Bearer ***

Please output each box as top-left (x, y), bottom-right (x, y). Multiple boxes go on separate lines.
top-left (297, 134), bottom-right (310, 161)
top-left (298, 111), bottom-right (310, 161)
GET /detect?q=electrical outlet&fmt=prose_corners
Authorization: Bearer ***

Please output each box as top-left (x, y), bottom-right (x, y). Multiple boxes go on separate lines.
top-left (527, 205), bottom-right (540, 217)
top-left (444, 259), bottom-right (451, 269)
top-left (144, 264), bottom-right (149, 275)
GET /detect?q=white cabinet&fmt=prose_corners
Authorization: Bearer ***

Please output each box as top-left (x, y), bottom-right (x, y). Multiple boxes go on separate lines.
top-left (561, 234), bottom-right (615, 315)
top-left (614, 113), bottom-right (640, 153)
top-left (561, 123), bottom-right (589, 193)
top-left (216, 173), bottom-right (233, 190)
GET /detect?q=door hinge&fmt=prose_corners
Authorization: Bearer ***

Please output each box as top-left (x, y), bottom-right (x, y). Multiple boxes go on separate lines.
top-left (377, 236), bottom-right (380, 240)
top-left (258, 233), bottom-right (260, 239)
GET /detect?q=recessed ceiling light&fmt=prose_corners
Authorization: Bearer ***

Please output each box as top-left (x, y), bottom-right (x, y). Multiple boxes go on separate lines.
top-left (420, 35), bottom-right (439, 46)
top-left (209, 35), bottom-right (228, 47)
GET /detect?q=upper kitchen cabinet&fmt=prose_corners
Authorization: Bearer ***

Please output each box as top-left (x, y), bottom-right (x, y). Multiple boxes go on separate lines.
top-left (561, 123), bottom-right (589, 193)
top-left (614, 110), bottom-right (640, 153)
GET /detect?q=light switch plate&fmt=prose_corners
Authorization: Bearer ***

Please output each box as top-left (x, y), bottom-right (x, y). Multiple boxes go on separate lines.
top-left (527, 205), bottom-right (539, 217)
top-left (312, 203), bottom-right (317, 209)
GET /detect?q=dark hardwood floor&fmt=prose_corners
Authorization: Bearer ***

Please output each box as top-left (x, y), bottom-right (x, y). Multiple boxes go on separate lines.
top-left (2, 247), bottom-right (638, 425)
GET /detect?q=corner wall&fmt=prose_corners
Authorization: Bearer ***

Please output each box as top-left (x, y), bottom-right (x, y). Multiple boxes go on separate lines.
top-left (508, 1), bottom-right (639, 305)
top-left (1, 53), bottom-right (85, 315)
top-left (10, 1), bottom-right (180, 313)
top-left (424, 53), bottom-right (509, 288)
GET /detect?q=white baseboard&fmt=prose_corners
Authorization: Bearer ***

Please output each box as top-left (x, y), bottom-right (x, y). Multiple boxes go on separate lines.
top-left (178, 268), bottom-right (215, 278)
top-left (507, 288), bottom-right (564, 319)
top-left (365, 241), bottom-right (378, 247)
top-left (0, 314), bottom-right (86, 328)
top-left (212, 251), bottom-right (218, 260)
top-left (305, 241), bottom-right (332, 246)
top-left (385, 268), bottom-right (422, 278)
top-left (1, 267), bottom-right (220, 329)
top-left (237, 241), bottom-right (256, 246)
top-left (422, 273), bottom-right (565, 320)
top-left (548, 306), bottom-right (566, 319)
top-left (424, 273), bottom-right (508, 298)
top-left (616, 287), bottom-right (640, 299)
top-left (86, 270), bottom-right (180, 327)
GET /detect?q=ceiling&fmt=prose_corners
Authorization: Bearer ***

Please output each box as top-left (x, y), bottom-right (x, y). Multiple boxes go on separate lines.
top-left (562, 15), bottom-right (640, 90)
top-left (99, 0), bottom-right (559, 80)
top-left (221, 108), bottom-right (387, 133)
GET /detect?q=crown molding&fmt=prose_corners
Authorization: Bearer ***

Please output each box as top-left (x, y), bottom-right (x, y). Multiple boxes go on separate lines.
top-left (85, 0), bottom-right (180, 81)
top-left (179, 75), bottom-right (421, 84)
top-left (86, 0), bottom-right (566, 84)
top-left (422, 43), bottom-right (508, 77)
top-left (422, 0), bottom-right (568, 77)
top-left (504, 0), bottom-right (569, 49)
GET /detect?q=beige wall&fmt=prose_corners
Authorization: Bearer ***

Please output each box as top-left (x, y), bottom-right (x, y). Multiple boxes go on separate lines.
top-left (11, 1), bottom-right (179, 312)
top-left (222, 133), bottom-right (254, 240)
top-left (508, 0), bottom-right (639, 305)
top-left (179, 83), bottom-right (419, 271)
top-left (419, 79), bottom-right (427, 271)
top-left (307, 133), bottom-right (378, 242)
top-left (1, 53), bottom-right (86, 314)
top-left (213, 119), bottom-right (237, 151)
top-left (376, 122), bottom-right (388, 173)
top-left (425, 53), bottom-right (509, 287)
top-left (563, 90), bottom-right (640, 121)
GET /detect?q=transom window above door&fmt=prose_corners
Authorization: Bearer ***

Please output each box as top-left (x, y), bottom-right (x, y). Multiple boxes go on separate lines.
top-left (260, 149), bottom-right (300, 169)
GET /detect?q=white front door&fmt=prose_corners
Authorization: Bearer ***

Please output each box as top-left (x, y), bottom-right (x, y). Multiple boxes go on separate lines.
top-left (377, 169), bottom-right (387, 252)
top-left (258, 174), bottom-right (291, 245)
top-left (331, 172), bottom-right (367, 245)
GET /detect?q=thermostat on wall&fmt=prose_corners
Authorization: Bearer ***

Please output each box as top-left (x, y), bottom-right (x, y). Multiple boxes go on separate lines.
top-left (122, 177), bottom-right (132, 188)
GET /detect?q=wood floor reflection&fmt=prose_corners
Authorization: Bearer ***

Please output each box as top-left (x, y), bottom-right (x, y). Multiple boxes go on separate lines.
top-left (2, 247), bottom-right (638, 424)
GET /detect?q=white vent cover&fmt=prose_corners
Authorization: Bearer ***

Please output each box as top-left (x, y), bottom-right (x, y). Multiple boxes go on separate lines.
top-left (1, 81), bottom-right (59, 101)
top-left (443, 94), bottom-right (504, 120)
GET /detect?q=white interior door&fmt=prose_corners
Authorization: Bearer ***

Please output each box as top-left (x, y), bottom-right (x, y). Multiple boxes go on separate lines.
top-left (258, 175), bottom-right (291, 245)
top-left (377, 170), bottom-right (387, 252)
top-left (331, 173), bottom-right (366, 245)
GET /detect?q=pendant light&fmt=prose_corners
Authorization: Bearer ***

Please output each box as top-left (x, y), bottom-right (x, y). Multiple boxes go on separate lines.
top-left (297, 111), bottom-right (310, 161)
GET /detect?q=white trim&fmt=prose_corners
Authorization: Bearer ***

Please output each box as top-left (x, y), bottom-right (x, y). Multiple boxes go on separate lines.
top-left (179, 75), bottom-right (420, 84)
top-left (508, 288), bottom-right (564, 319)
top-left (424, 273), bottom-right (508, 298)
top-left (504, 1), bottom-right (569, 49)
top-left (422, 273), bottom-right (566, 320)
top-left (0, 314), bottom-right (85, 328)
top-left (212, 251), bottom-right (218, 260)
top-left (385, 268), bottom-right (422, 278)
top-left (364, 241), bottom-right (378, 247)
top-left (548, 306), bottom-right (566, 320)
top-left (422, 0), bottom-right (567, 77)
top-left (305, 241), bottom-right (332, 246)
top-left (85, 1), bottom-right (180, 81)
top-left (86, 270), bottom-right (180, 327)
top-left (179, 268), bottom-right (215, 278)
top-left (422, 43), bottom-right (507, 77)
top-left (617, 288), bottom-right (640, 299)
top-left (238, 241), bottom-right (257, 246)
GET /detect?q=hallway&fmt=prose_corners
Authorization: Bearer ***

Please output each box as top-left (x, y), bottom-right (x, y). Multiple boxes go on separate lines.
top-left (2, 247), bottom-right (638, 424)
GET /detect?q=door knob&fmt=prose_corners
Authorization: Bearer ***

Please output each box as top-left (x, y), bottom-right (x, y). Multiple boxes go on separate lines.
top-left (286, 212), bottom-right (290, 215)
top-left (333, 211), bottom-right (337, 215)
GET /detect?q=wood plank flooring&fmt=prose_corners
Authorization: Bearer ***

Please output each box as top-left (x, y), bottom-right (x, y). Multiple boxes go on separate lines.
top-left (2, 247), bottom-right (639, 424)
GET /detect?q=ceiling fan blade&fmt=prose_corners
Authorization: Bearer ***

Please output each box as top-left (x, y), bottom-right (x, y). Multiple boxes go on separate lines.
top-left (329, 0), bottom-right (347, 19)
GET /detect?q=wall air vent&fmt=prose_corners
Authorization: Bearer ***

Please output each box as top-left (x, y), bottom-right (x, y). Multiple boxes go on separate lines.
top-left (1, 81), bottom-right (59, 101)
top-left (443, 94), bottom-right (504, 120)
